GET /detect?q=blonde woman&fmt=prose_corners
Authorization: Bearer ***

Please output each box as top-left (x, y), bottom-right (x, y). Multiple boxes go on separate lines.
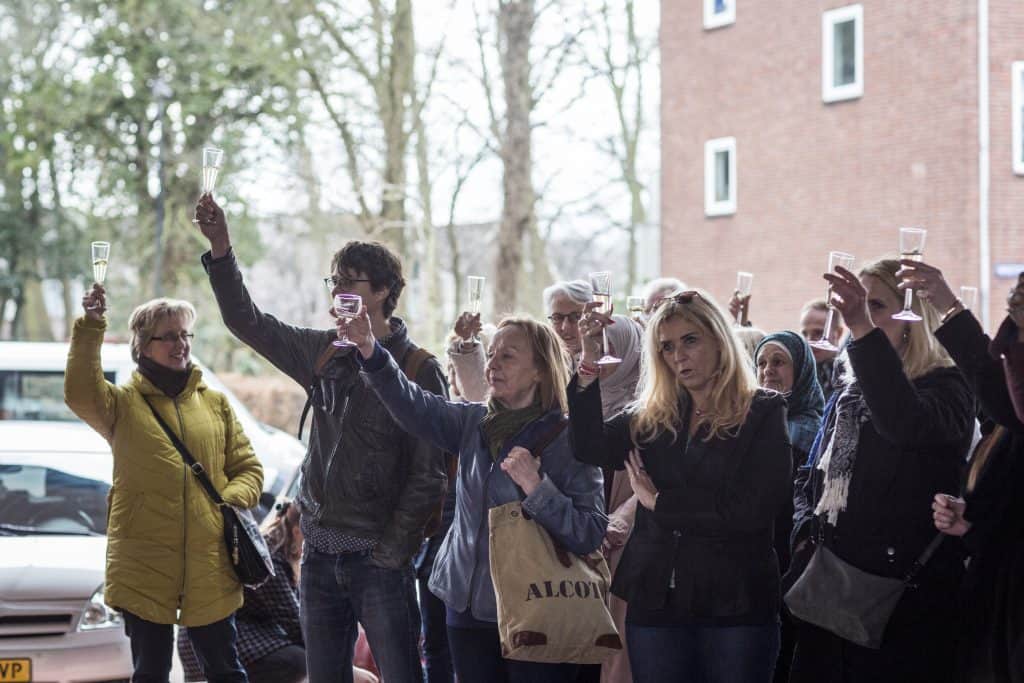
top-left (788, 259), bottom-right (974, 683)
top-left (65, 285), bottom-right (263, 683)
top-left (338, 310), bottom-right (606, 683)
top-left (572, 291), bottom-right (792, 683)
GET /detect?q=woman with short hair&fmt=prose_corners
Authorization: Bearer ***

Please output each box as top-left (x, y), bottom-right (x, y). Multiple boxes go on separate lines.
top-left (338, 310), bottom-right (606, 683)
top-left (788, 259), bottom-right (974, 683)
top-left (572, 290), bottom-right (793, 683)
top-left (65, 285), bottom-right (263, 683)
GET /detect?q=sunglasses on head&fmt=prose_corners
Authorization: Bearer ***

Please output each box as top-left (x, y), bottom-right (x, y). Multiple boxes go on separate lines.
top-left (655, 290), bottom-right (703, 308)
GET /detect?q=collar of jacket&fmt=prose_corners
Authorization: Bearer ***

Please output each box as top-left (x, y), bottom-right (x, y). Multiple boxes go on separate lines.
top-left (131, 364), bottom-right (206, 399)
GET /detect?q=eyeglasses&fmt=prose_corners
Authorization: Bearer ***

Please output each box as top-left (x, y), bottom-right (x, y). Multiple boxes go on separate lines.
top-left (547, 311), bottom-right (583, 326)
top-left (149, 332), bottom-right (195, 344)
top-left (323, 274), bottom-right (372, 290)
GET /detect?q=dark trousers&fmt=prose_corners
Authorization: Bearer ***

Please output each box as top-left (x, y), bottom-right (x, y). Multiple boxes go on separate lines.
top-left (626, 621), bottom-right (780, 683)
top-left (446, 625), bottom-right (579, 683)
top-left (418, 577), bottom-right (454, 683)
top-left (122, 610), bottom-right (247, 683)
top-left (300, 547), bottom-right (423, 683)
top-left (248, 644), bottom-right (307, 683)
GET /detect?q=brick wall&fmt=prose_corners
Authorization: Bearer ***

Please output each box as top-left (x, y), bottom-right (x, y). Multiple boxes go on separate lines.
top-left (659, 1), bottom-right (1021, 333)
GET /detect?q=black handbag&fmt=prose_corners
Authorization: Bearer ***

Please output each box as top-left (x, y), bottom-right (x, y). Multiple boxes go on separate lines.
top-left (143, 397), bottom-right (274, 589)
top-left (784, 530), bottom-right (944, 650)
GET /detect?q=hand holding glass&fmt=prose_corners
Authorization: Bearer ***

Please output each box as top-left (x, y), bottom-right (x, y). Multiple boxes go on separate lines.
top-left (735, 271), bottom-right (753, 323)
top-left (893, 228), bottom-right (927, 322)
top-left (809, 251), bottom-right (856, 353)
top-left (588, 271), bottom-right (621, 365)
top-left (88, 242), bottom-right (110, 310)
top-left (332, 294), bottom-right (363, 348)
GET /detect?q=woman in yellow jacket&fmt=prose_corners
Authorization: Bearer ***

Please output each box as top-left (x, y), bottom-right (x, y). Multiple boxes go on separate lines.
top-left (65, 285), bottom-right (263, 683)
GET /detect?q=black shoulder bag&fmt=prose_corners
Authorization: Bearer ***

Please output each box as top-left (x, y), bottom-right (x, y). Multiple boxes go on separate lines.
top-left (143, 396), bottom-right (274, 589)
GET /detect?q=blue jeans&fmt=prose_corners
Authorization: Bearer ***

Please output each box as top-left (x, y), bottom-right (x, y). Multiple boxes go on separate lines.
top-left (627, 622), bottom-right (780, 683)
top-left (418, 576), bottom-right (454, 683)
top-left (447, 625), bottom-right (579, 683)
top-left (122, 610), bottom-right (247, 683)
top-left (300, 547), bottom-right (422, 683)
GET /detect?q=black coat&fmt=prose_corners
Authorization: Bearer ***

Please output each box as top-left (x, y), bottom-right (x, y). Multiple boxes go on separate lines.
top-left (935, 311), bottom-right (1024, 683)
top-left (790, 328), bottom-right (974, 683)
top-left (569, 377), bottom-right (792, 626)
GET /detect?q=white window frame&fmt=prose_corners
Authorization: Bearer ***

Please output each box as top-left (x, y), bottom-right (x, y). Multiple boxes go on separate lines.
top-left (703, 0), bottom-right (735, 30)
top-left (1013, 62), bottom-right (1024, 175)
top-left (704, 137), bottom-right (737, 217)
top-left (822, 4), bottom-right (864, 103)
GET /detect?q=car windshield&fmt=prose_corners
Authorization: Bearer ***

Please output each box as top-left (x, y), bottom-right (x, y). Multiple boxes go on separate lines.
top-left (0, 370), bottom-right (116, 421)
top-left (0, 464), bottom-right (109, 536)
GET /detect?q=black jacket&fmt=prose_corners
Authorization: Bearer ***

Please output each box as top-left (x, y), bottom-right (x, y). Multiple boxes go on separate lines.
top-left (203, 249), bottom-right (448, 567)
top-left (569, 377), bottom-right (792, 626)
top-left (935, 311), bottom-right (1024, 683)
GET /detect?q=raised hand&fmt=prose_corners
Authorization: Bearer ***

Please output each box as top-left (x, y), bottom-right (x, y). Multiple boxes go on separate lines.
top-left (194, 194), bottom-right (231, 258)
top-left (82, 284), bottom-right (106, 321)
top-left (824, 265), bottom-right (872, 338)
top-left (500, 446), bottom-right (542, 495)
top-left (454, 312), bottom-right (482, 342)
top-left (896, 259), bottom-right (956, 313)
top-left (338, 306), bottom-right (375, 358)
top-left (577, 301), bottom-right (614, 367)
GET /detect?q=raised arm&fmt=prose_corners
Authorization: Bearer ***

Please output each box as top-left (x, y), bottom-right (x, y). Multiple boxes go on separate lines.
top-left (196, 196), bottom-right (328, 388)
top-left (64, 287), bottom-right (119, 441)
top-left (567, 376), bottom-right (633, 469)
top-left (849, 329), bottom-right (974, 446)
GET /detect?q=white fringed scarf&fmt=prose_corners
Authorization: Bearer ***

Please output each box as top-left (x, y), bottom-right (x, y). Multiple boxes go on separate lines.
top-left (814, 380), bottom-right (872, 526)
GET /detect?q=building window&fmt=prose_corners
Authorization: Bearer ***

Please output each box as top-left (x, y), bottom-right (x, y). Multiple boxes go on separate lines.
top-left (703, 0), bottom-right (735, 30)
top-left (1014, 62), bottom-right (1024, 175)
top-left (822, 4), bottom-right (864, 103)
top-left (704, 137), bottom-right (737, 217)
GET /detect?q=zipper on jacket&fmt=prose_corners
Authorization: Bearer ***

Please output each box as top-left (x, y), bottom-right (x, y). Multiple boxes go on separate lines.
top-left (317, 392), bottom-right (353, 522)
top-left (175, 398), bottom-right (188, 611)
top-left (669, 530), bottom-right (681, 590)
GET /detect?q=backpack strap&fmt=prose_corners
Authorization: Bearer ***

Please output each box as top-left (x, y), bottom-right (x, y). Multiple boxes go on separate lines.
top-left (297, 341), bottom-right (346, 441)
top-left (400, 345), bottom-right (434, 383)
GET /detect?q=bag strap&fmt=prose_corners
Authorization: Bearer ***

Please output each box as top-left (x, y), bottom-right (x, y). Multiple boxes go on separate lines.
top-left (401, 345), bottom-right (434, 384)
top-left (142, 396), bottom-right (225, 508)
top-left (297, 342), bottom-right (346, 441)
top-left (530, 418), bottom-right (567, 458)
top-left (902, 533), bottom-right (945, 585)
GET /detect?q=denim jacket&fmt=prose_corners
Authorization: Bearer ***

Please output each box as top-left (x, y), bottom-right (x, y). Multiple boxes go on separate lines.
top-left (361, 343), bottom-right (607, 622)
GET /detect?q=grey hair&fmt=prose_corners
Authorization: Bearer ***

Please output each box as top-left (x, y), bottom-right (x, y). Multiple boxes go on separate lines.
top-left (128, 298), bottom-right (197, 363)
top-left (542, 280), bottom-right (593, 311)
top-left (641, 277), bottom-right (687, 301)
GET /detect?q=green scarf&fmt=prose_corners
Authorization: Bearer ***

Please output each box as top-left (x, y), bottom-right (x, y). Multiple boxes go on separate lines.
top-left (480, 397), bottom-right (545, 461)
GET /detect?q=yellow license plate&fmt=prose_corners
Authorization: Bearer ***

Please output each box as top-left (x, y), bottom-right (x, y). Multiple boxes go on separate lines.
top-left (0, 659), bottom-right (30, 683)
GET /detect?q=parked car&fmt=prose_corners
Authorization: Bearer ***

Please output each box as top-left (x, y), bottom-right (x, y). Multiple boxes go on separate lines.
top-left (0, 421), bottom-right (133, 682)
top-left (0, 341), bottom-right (305, 512)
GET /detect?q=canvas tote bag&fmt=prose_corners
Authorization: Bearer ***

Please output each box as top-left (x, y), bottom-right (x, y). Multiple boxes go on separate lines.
top-left (488, 500), bottom-right (622, 663)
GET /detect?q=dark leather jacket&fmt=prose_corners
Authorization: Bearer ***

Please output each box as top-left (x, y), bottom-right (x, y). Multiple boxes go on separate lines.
top-left (203, 249), bottom-right (448, 567)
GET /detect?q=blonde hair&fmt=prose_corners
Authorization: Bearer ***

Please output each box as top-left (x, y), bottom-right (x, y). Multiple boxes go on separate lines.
top-left (850, 259), bottom-right (954, 381)
top-left (260, 499), bottom-right (302, 565)
top-left (494, 316), bottom-right (570, 413)
top-left (630, 290), bottom-right (758, 444)
top-left (127, 298), bottom-right (197, 362)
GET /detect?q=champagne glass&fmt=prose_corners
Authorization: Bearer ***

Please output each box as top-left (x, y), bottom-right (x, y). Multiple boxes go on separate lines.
top-left (467, 276), bottom-right (486, 315)
top-left (87, 241), bottom-right (110, 310)
top-left (893, 227), bottom-right (927, 322)
top-left (735, 271), bottom-right (753, 323)
top-left (332, 293), bottom-right (363, 348)
top-left (959, 286), bottom-right (978, 311)
top-left (627, 296), bottom-right (645, 322)
top-left (201, 147), bottom-right (224, 196)
top-left (809, 251), bottom-right (856, 352)
top-left (588, 271), bottom-right (621, 365)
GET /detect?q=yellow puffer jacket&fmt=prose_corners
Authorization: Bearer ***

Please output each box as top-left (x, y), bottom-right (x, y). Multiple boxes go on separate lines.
top-left (64, 316), bottom-right (263, 626)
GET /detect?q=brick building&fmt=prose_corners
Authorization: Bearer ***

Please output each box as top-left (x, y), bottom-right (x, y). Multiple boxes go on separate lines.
top-left (660, 0), bottom-right (1023, 332)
